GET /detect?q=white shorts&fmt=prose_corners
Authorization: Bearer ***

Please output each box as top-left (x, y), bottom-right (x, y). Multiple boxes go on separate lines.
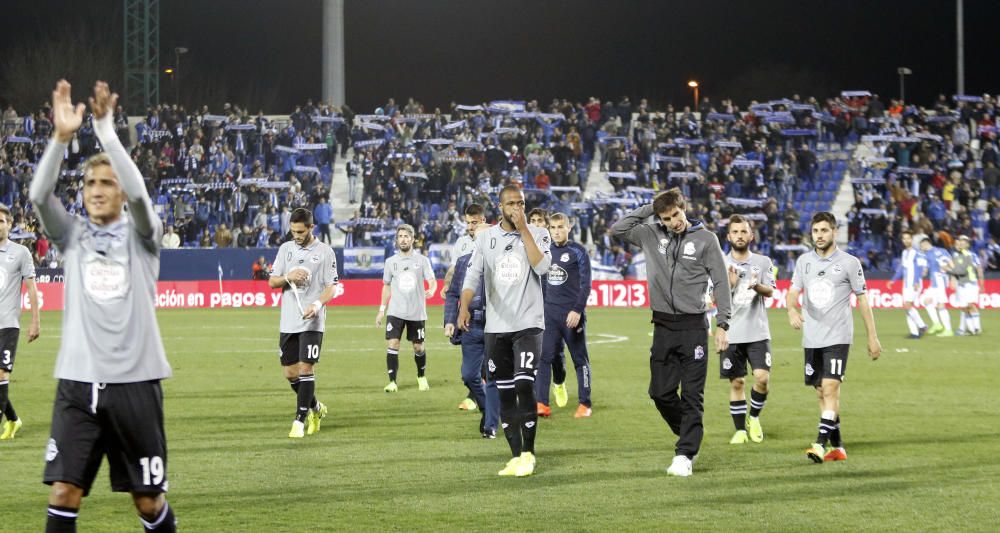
top-left (922, 287), bottom-right (948, 307)
top-left (957, 284), bottom-right (980, 307)
top-left (902, 286), bottom-right (923, 304)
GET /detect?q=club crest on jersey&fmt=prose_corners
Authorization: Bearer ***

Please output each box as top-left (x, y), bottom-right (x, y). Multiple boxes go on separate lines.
top-left (560, 252), bottom-right (570, 263)
top-left (832, 264), bottom-right (843, 274)
top-left (683, 242), bottom-right (696, 257)
top-left (311, 254), bottom-right (321, 264)
top-left (658, 238), bottom-right (668, 255)
top-left (694, 345), bottom-right (704, 360)
top-left (805, 363), bottom-right (815, 376)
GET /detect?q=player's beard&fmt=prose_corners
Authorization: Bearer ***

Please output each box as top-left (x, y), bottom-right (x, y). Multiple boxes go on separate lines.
top-left (730, 241), bottom-right (749, 253)
top-left (814, 239), bottom-right (833, 252)
top-left (399, 242), bottom-right (411, 252)
top-left (501, 211), bottom-right (515, 230)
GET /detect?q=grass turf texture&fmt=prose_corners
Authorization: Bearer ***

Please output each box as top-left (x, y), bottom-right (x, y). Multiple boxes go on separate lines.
top-left (0, 307), bottom-right (997, 532)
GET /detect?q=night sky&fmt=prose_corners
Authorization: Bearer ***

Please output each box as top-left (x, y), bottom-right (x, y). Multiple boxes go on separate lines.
top-left (2, 0), bottom-right (999, 113)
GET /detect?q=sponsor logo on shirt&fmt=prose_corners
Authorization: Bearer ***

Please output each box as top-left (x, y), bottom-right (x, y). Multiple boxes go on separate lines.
top-left (398, 271), bottom-right (417, 293)
top-left (722, 358), bottom-right (732, 370)
top-left (495, 254), bottom-right (525, 286)
top-left (83, 257), bottom-right (130, 303)
top-left (807, 278), bottom-right (835, 308)
top-left (547, 265), bottom-right (568, 286)
top-left (560, 252), bottom-right (570, 263)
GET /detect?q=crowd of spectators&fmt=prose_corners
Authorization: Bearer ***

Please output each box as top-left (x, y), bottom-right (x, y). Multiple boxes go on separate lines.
top-left (1, 88), bottom-right (998, 274)
top-left (843, 93), bottom-right (1000, 272)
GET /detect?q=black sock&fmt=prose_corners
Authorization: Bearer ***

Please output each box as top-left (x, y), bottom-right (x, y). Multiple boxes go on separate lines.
top-left (829, 416), bottom-right (842, 448)
top-left (552, 355), bottom-right (567, 385)
top-left (749, 389), bottom-right (767, 418)
top-left (4, 398), bottom-right (15, 422)
top-left (816, 417), bottom-right (837, 446)
top-left (498, 383), bottom-right (521, 457)
top-left (0, 380), bottom-right (7, 422)
top-left (515, 378), bottom-right (537, 453)
top-left (289, 378), bottom-right (317, 410)
top-left (46, 505), bottom-right (78, 533)
top-left (414, 351), bottom-right (426, 378)
top-left (140, 501), bottom-right (176, 532)
top-left (730, 400), bottom-right (747, 431)
top-left (296, 374), bottom-right (315, 422)
top-left (386, 349), bottom-right (399, 382)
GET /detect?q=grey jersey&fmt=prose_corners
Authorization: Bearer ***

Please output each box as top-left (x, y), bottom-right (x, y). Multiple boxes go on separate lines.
top-left (383, 252), bottom-right (434, 321)
top-left (0, 241), bottom-right (35, 329)
top-left (463, 224), bottom-right (552, 333)
top-left (30, 115), bottom-right (170, 384)
top-left (451, 235), bottom-right (475, 265)
top-left (272, 238), bottom-right (338, 333)
top-left (725, 252), bottom-right (775, 344)
top-left (791, 249), bottom-right (867, 349)
top-left (56, 217), bottom-right (170, 382)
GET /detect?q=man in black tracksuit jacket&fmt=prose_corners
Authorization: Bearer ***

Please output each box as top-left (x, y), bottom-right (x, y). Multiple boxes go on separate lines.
top-left (612, 187), bottom-right (732, 477)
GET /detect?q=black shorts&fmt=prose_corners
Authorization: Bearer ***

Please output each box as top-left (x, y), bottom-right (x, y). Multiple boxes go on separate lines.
top-left (280, 331), bottom-right (324, 366)
top-left (44, 379), bottom-right (168, 496)
top-left (0, 327), bottom-right (18, 372)
top-left (485, 328), bottom-right (543, 381)
top-left (720, 340), bottom-right (772, 379)
top-left (385, 316), bottom-right (426, 342)
top-left (803, 344), bottom-right (850, 386)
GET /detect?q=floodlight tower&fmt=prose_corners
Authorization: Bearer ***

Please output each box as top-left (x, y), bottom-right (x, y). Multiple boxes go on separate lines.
top-left (124, 0), bottom-right (160, 112)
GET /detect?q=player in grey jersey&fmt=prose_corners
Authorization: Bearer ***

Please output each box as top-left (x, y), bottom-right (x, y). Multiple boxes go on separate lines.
top-left (376, 224), bottom-right (437, 392)
top-left (268, 208), bottom-right (339, 438)
top-left (460, 186), bottom-right (551, 477)
top-left (0, 203), bottom-right (41, 441)
top-left (787, 212), bottom-right (881, 464)
top-left (30, 81), bottom-right (175, 532)
top-left (719, 215), bottom-right (775, 445)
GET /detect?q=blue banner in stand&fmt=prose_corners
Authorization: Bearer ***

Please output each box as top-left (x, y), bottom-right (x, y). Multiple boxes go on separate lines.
top-left (344, 247), bottom-right (385, 275)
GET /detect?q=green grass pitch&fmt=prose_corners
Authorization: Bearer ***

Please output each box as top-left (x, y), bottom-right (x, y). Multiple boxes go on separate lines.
top-left (1, 307), bottom-right (998, 531)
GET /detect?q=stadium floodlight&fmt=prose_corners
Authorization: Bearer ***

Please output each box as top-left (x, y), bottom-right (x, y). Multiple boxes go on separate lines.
top-left (174, 46), bottom-right (189, 104)
top-left (897, 67), bottom-right (913, 103)
top-left (688, 80), bottom-right (700, 110)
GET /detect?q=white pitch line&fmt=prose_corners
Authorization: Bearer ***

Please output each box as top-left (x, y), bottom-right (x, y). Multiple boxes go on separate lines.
top-left (589, 333), bottom-right (629, 345)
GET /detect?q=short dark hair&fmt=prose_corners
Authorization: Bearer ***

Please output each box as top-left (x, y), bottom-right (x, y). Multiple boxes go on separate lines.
top-left (499, 184), bottom-right (523, 203)
top-left (528, 208), bottom-right (548, 222)
top-left (728, 213), bottom-right (752, 229)
top-left (810, 211), bottom-right (837, 230)
top-left (901, 229), bottom-right (913, 237)
top-left (653, 187), bottom-right (686, 214)
top-left (464, 203), bottom-right (485, 217)
top-left (290, 207), bottom-right (313, 226)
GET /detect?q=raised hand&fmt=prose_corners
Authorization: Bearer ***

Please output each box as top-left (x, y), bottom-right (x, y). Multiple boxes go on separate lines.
top-left (51, 80), bottom-right (85, 143)
top-left (89, 81), bottom-right (119, 120)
